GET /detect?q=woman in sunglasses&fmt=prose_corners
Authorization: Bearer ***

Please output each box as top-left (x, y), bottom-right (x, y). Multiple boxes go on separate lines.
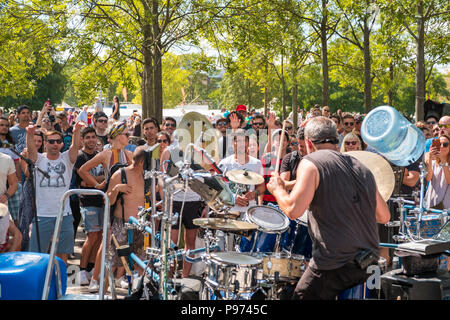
top-left (424, 134), bottom-right (450, 211)
top-left (339, 132), bottom-right (362, 153)
top-left (156, 131), bottom-right (171, 158)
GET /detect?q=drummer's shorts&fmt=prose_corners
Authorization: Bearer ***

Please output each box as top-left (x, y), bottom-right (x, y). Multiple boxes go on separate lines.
top-left (172, 201), bottom-right (204, 230)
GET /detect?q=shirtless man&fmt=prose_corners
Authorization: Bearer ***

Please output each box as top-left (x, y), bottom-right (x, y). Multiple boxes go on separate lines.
top-left (107, 147), bottom-right (146, 285)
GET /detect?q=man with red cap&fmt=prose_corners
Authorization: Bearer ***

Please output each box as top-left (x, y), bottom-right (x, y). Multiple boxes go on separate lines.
top-left (236, 105), bottom-right (251, 130)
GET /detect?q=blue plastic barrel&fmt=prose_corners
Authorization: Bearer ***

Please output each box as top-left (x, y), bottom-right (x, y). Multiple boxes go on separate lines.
top-left (361, 106), bottom-right (425, 166)
top-left (0, 252), bottom-right (67, 300)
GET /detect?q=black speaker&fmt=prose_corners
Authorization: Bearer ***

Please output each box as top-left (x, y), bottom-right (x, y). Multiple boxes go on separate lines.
top-left (424, 99), bottom-right (450, 121)
top-left (380, 269), bottom-right (450, 300)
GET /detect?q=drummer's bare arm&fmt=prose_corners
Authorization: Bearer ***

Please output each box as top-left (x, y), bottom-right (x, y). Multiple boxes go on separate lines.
top-left (402, 168), bottom-right (419, 187)
top-left (280, 171), bottom-right (297, 191)
top-left (375, 188), bottom-right (390, 224)
top-left (256, 183), bottom-right (265, 205)
top-left (268, 159), bottom-right (318, 220)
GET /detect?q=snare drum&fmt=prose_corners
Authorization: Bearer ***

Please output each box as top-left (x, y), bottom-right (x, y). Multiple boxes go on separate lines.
top-left (239, 206), bottom-right (290, 253)
top-left (406, 214), bottom-right (444, 238)
top-left (262, 253), bottom-right (305, 282)
top-left (204, 252), bottom-right (263, 292)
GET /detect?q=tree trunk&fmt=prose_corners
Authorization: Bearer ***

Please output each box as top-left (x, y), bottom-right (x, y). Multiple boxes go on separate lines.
top-left (388, 62), bottom-right (394, 106)
top-left (321, 0), bottom-right (329, 107)
top-left (363, 16), bottom-right (372, 113)
top-left (152, 0), bottom-right (163, 123)
top-left (142, 21), bottom-right (154, 121)
top-left (292, 84), bottom-right (298, 131)
top-left (264, 86), bottom-right (268, 118)
top-left (415, 1), bottom-right (425, 121)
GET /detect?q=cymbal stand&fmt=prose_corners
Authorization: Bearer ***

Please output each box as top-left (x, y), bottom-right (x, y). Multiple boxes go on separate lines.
top-left (417, 162), bottom-right (427, 239)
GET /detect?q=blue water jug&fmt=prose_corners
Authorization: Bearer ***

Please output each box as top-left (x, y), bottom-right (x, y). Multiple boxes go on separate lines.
top-left (361, 106), bottom-right (425, 167)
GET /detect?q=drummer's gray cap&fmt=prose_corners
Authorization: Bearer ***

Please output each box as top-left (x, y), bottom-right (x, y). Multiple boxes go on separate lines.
top-left (304, 116), bottom-right (338, 142)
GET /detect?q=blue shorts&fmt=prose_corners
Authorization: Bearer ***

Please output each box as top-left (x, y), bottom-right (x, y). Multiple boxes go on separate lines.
top-left (29, 215), bottom-right (74, 254)
top-left (80, 206), bottom-right (103, 233)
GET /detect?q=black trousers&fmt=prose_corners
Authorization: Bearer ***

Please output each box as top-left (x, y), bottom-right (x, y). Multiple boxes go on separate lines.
top-left (292, 261), bottom-right (369, 300)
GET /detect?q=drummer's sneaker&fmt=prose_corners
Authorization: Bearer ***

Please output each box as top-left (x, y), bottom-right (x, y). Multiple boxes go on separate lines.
top-left (88, 279), bottom-right (99, 292)
top-left (78, 270), bottom-right (90, 286)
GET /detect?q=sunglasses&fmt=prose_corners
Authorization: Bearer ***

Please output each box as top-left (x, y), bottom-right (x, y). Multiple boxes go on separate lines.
top-left (157, 139), bottom-right (168, 144)
top-left (165, 123), bottom-right (176, 128)
top-left (217, 122), bottom-right (227, 126)
top-left (47, 139), bottom-right (63, 144)
top-left (252, 122), bottom-right (264, 126)
top-left (96, 119), bottom-right (108, 123)
top-left (438, 124), bottom-right (450, 129)
top-left (344, 122), bottom-right (354, 126)
top-left (441, 142), bottom-right (449, 148)
top-left (345, 141), bottom-right (358, 146)
top-left (427, 121), bottom-right (437, 125)
top-left (121, 132), bottom-right (130, 137)
top-left (285, 126), bottom-right (293, 130)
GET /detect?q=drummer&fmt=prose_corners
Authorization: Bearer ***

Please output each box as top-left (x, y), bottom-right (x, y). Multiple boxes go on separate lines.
top-left (218, 129), bottom-right (265, 216)
top-left (267, 116), bottom-right (390, 300)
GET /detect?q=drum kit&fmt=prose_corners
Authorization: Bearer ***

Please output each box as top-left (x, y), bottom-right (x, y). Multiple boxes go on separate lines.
top-left (193, 173), bottom-right (308, 301)
top-left (125, 113), bottom-right (449, 301)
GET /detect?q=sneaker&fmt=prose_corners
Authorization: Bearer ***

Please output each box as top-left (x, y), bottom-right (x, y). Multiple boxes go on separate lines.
top-left (88, 279), bottom-right (99, 293)
top-left (78, 270), bottom-right (90, 286)
top-left (115, 276), bottom-right (129, 289)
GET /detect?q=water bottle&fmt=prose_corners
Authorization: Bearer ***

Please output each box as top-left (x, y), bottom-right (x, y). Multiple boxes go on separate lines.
top-left (361, 106), bottom-right (425, 167)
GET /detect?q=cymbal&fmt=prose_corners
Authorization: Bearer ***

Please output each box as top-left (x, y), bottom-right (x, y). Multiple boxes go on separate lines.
top-left (345, 151), bottom-right (395, 202)
top-left (177, 111), bottom-right (221, 164)
top-left (226, 169), bottom-right (265, 185)
top-left (209, 210), bottom-right (241, 220)
top-left (193, 218), bottom-right (258, 231)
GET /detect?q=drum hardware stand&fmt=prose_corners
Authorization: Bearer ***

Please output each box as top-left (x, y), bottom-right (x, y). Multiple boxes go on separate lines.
top-left (417, 162), bottom-right (428, 239)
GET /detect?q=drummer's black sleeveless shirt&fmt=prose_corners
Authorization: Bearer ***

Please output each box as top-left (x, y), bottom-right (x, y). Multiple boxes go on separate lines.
top-left (304, 150), bottom-right (380, 270)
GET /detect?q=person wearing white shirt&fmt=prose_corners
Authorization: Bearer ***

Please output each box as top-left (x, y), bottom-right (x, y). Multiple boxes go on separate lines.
top-left (26, 122), bottom-right (83, 264)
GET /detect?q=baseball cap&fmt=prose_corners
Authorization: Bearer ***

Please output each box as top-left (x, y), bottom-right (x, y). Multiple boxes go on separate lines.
top-left (17, 105), bottom-right (31, 114)
top-left (236, 105), bottom-right (247, 112)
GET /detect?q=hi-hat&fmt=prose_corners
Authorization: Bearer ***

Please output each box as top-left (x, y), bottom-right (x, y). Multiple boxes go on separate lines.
top-left (225, 170), bottom-right (264, 185)
top-left (345, 151), bottom-right (395, 202)
top-left (193, 218), bottom-right (258, 231)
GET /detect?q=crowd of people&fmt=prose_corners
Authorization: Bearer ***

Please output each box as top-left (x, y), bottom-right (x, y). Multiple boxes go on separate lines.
top-left (0, 99), bottom-right (448, 300)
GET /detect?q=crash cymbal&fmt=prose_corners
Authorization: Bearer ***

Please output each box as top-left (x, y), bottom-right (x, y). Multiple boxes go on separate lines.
top-left (177, 111), bottom-right (222, 171)
top-left (226, 169), bottom-right (265, 185)
top-left (345, 151), bottom-right (395, 202)
top-left (193, 218), bottom-right (258, 231)
top-left (0, 203), bottom-right (8, 218)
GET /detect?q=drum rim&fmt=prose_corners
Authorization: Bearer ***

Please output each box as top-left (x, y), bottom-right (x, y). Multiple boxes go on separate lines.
top-left (209, 252), bottom-right (262, 266)
top-left (262, 252), bottom-right (305, 261)
top-left (246, 205), bottom-right (290, 232)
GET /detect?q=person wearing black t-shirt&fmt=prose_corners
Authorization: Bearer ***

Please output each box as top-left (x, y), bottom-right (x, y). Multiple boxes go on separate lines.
top-left (73, 127), bottom-right (105, 285)
top-left (93, 112), bottom-right (109, 146)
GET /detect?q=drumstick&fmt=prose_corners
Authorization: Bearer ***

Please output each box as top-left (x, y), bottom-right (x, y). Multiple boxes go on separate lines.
top-left (274, 120), bottom-right (287, 175)
top-left (111, 233), bottom-right (133, 277)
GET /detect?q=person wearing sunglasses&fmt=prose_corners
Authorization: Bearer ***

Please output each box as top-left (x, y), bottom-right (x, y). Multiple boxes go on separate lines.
top-left (93, 112), bottom-right (109, 145)
top-left (162, 117), bottom-right (177, 138)
top-left (425, 134), bottom-right (450, 209)
top-left (342, 113), bottom-right (355, 135)
top-left (78, 121), bottom-right (134, 292)
top-left (25, 121), bottom-right (84, 264)
top-left (156, 131), bottom-right (171, 156)
top-left (340, 133), bottom-right (362, 153)
top-left (425, 115), bottom-right (439, 131)
top-left (424, 115), bottom-right (450, 153)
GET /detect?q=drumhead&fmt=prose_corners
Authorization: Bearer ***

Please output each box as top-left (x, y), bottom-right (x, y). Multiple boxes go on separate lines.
top-left (210, 252), bottom-right (262, 265)
top-left (247, 206), bottom-right (289, 232)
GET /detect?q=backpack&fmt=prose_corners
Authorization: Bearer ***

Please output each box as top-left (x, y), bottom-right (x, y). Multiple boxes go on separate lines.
top-left (105, 163), bottom-right (128, 225)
